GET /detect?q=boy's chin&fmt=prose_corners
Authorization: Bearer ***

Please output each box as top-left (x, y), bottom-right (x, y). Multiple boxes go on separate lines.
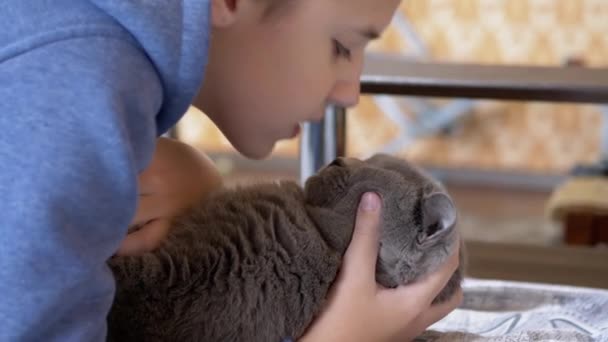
top-left (232, 138), bottom-right (276, 160)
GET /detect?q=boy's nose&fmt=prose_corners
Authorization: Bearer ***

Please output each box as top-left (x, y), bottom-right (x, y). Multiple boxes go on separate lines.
top-left (328, 80), bottom-right (361, 108)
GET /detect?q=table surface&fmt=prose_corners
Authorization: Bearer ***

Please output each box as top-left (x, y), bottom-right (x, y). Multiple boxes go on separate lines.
top-left (361, 54), bottom-right (608, 104)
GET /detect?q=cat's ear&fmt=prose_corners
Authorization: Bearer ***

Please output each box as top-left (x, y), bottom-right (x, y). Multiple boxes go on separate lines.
top-left (417, 192), bottom-right (457, 245)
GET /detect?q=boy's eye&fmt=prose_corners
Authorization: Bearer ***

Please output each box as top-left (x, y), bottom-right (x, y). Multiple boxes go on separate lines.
top-left (332, 39), bottom-right (352, 61)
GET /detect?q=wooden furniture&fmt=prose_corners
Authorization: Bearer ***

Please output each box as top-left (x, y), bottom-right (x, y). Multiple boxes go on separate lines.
top-left (465, 240), bottom-right (608, 289)
top-left (546, 175), bottom-right (608, 246)
top-left (565, 213), bottom-right (608, 246)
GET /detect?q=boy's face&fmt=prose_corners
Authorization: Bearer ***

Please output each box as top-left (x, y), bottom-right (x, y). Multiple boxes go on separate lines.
top-left (197, 0), bottom-right (401, 159)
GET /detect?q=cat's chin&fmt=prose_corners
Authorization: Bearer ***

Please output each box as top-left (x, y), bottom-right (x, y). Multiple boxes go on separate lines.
top-left (375, 256), bottom-right (403, 288)
top-left (375, 265), bottom-right (417, 289)
top-left (377, 273), bottom-right (423, 289)
top-left (375, 272), bottom-right (399, 289)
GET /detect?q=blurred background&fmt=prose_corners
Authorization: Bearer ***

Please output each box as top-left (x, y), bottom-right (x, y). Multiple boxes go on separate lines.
top-left (175, 0), bottom-right (608, 252)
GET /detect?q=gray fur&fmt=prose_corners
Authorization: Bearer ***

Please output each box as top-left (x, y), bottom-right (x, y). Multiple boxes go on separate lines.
top-left (107, 154), bottom-right (463, 342)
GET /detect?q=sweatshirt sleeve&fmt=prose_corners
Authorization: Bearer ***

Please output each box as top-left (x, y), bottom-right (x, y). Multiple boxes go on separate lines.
top-left (0, 36), bottom-right (163, 341)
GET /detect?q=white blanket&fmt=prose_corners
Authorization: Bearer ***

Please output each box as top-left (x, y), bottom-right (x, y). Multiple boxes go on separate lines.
top-left (418, 278), bottom-right (608, 342)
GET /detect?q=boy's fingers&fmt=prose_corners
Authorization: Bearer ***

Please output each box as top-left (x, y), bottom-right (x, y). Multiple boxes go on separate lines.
top-left (116, 219), bottom-right (172, 256)
top-left (130, 194), bottom-right (182, 227)
top-left (130, 196), bottom-right (160, 228)
top-left (340, 192), bottom-right (383, 287)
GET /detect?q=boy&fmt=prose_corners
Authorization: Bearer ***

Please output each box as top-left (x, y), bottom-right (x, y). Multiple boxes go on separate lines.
top-left (0, 0), bottom-right (461, 341)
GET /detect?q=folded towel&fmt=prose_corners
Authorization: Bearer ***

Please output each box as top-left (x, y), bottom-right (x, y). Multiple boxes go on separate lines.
top-left (546, 176), bottom-right (608, 221)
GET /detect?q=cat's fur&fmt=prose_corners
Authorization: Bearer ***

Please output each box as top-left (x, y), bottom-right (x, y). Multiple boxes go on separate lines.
top-left (107, 154), bottom-right (463, 342)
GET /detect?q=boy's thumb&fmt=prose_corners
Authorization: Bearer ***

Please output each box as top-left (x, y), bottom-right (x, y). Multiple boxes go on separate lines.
top-left (341, 192), bottom-right (383, 285)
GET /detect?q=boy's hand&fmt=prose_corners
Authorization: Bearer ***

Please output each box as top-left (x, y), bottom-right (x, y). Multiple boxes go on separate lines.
top-left (299, 192), bottom-right (462, 342)
top-left (115, 137), bottom-right (223, 256)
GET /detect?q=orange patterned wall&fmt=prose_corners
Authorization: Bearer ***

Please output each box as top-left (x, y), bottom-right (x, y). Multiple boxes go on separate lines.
top-left (179, 0), bottom-right (608, 174)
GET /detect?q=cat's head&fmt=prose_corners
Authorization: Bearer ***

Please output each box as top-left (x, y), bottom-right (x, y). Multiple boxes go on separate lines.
top-left (304, 154), bottom-right (458, 287)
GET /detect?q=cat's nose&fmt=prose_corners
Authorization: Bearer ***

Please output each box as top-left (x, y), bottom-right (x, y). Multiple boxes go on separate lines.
top-left (328, 157), bottom-right (362, 168)
top-left (328, 157), bottom-right (347, 167)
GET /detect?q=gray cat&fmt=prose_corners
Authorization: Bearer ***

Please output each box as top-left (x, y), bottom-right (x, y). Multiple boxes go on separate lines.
top-left (107, 154), bottom-right (463, 342)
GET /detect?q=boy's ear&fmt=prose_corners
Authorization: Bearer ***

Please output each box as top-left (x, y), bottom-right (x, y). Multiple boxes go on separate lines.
top-left (211, 0), bottom-right (239, 27)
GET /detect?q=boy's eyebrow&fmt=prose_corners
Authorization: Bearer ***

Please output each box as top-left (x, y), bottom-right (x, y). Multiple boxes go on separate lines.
top-left (358, 28), bottom-right (381, 40)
